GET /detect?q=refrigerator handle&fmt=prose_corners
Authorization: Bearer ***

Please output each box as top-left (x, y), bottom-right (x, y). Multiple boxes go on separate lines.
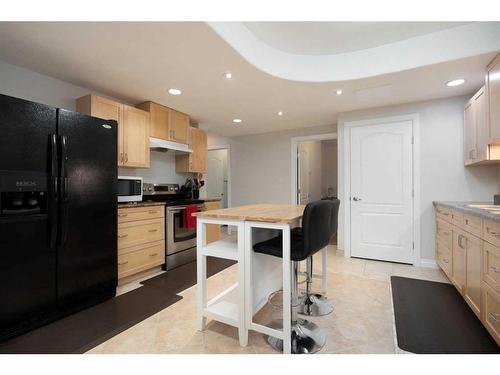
top-left (59, 135), bottom-right (69, 246)
top-left (49, 134), bottom-right (59, 249)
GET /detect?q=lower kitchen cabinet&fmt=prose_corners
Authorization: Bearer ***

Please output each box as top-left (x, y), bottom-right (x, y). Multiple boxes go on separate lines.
top-left (434, 204), bottom-right (500, 344)
top-left (118, 204), bottom-right (165, 281)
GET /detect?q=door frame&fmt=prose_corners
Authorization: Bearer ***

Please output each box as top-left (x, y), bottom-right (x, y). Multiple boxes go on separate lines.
top-left (341, 114), bottom-right (421, 266)
top-left (207, 144), bottom-right (231, 209)
top-left (290, 133), bottom-right (338, 204)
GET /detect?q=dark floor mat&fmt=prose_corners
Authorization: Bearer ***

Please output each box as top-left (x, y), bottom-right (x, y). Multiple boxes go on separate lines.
top-left (391, 276), bottom-right (499, 354)
top-left (0, 257), bottom-right (234, 354)
top-left (141, 257), bottom-right (236, 293)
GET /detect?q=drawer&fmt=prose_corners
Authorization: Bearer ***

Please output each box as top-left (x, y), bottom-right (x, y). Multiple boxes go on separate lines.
top-left (483, 241), bottom-right (500, 293)
top-left (451, 209), bottom-right (464, 228)
top-left (118, 218), bottom-right (165, 249)
top-left (482, 282), bottom-right (500, 346)
top-left (118, 205), bottom-right (164, 223)
top-left (118, 241), bottom-right (165, 278)
top-left (435, 205), bottom-right (452, 222)
top-left (463, 213), bottom-right (482, 237)
top-left (436, 218), bottom-right (452, 250)
top-left (436, 240), bottom-right (452, 278)
top-left (482, 219), bottom-right (500, 247)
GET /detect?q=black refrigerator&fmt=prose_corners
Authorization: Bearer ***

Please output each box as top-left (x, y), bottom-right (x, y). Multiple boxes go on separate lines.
top-left (0, 94), bottom-right (117, 341)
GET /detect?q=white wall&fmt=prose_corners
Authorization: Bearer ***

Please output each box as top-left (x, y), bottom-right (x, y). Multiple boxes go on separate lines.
top-left (337, 95), bottom-right (499, 263)
top-left (229, 124), bottom-right (336, 206)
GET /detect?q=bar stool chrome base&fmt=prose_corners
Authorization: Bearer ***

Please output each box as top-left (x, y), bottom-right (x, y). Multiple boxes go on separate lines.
top-left (298, 293), bottom-right (334, 316)
top-left (266, 318), bottom-right (326, 354)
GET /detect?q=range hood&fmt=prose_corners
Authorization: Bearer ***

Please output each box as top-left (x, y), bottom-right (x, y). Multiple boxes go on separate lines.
top-left (149, 137), bottom-right (193, 153)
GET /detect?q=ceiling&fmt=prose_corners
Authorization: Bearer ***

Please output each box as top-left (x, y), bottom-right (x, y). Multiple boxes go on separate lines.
top-left (243, 22), bottom-right (469, 55)
top-left (0, 22), bottom-right (498, 137)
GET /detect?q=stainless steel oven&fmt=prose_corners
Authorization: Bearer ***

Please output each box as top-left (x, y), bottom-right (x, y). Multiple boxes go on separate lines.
top-left (165, 203), bottom-right (205, 270)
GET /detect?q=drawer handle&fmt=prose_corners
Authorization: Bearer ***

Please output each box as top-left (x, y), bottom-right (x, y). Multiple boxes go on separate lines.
top-left (491, 266), bottom-right (500, 274)
top-left (118, 261), bottom-right (129, 266)
top-left (149, 211), bottom-right (158, 214)
top-left (465, 219), bottom-right (469, 225)
top-left (148, 229), bottom-right (158, 233)
top-left (118, 234), bottom-right (128, 238)
top-left (489, 312), bottom-right (500, 323)
top-left (149, 253), bottom-right (159, 257)
top-left (443, 259), bottom-right (450, 264)
top-left (487, 227), bottom-right (499, 235)
top-left (118, 213), bottom-right (128, 217)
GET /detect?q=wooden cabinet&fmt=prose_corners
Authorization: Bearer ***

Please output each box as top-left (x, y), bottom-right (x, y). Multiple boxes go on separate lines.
top-left (118, 205), bottom-right (165, 280)
top-left (482, 282), bottom-right (500, 345)
top-left (76, 95), bottom-right (150, 168)
top-left (136, 101), bottom-right (189, 144)
top-left (488, 54), bottom-right (500, 144)
top-left (169, 109), bottom-right (190, 144)
top-left (465, 233), bottom-right (482, 317)
top-left (176, 127), bottom-right (208, 173)
top-left (451, 230), bottom-right (467, 293)
top-left (122, 105), bottom-right (150, 168)
top-left (464, 86), bottom-right (493, 165)
top-left (204, 200), bottom-right (222, 244)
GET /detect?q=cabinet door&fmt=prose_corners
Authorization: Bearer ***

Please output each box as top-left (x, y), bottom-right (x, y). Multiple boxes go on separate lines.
top-left (451, 231), bottom-right (467, 294)
top-left (122, 105), bottom-right (150, 168)
top-left (488, 54), bottom-right (500, 143)
top-left (465, 235), bottom-right (482, 317)
top-left (464, 100), bottom-right (476, 165)
top-left (191, 127), bottom-right (207, 173)
top-left (138, 102), bottom-right (170, 140)
top-left (169, 110), bottom-right (189, 144)
top-left (475, 87), bottom-right (489, 162)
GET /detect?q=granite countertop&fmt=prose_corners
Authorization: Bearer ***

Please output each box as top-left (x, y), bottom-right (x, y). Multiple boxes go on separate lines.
top-left (433, 201), bottom-right (500, 222)
top-left (118, 201), bottom-right (166, 209)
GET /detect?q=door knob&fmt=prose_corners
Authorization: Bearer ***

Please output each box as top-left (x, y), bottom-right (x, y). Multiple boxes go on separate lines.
top-left (352, 197), bottom-right (362, 201)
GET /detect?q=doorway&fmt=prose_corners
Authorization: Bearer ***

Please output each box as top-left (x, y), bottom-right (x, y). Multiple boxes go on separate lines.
top-left (342, 115), bottom-right (420, 265)
top-left (292, 134), bottom-right (338, 205)
top-left (206, 148), bottom-right (229, 208)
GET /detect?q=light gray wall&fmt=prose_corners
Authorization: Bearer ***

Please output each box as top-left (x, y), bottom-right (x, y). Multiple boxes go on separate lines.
top-left (337, 95), bottom-right (499, 263)
top-left (229, 124), bottom-right (336, 206)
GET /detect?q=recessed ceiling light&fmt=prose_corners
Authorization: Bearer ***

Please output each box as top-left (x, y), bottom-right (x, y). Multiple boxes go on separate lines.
top-left (446, 79), bottom-right (465, 87)
top-left (336, 89), bottom-right (343, 95)
top-left (277, 111), bottom-right (283, 116)
top-left (168, 88), bottom-right (182, 95)
top-left (233, 118), bottom-right (242, 124)
top-left (224, 72), bottom-right (232, 79)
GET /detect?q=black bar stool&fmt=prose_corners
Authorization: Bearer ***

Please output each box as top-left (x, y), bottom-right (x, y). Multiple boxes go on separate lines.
top-left (253, 199), bottom-right (339, 354)
top-left (298, 199), bottom-right (340, 316)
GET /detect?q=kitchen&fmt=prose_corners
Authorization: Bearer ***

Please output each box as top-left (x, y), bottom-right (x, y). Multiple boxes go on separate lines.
top-left (0, 15), bottom-right (500, 371)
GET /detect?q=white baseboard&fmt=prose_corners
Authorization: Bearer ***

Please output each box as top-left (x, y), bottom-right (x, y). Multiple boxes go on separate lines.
top-left (420, 258), bottom-right (438, 269)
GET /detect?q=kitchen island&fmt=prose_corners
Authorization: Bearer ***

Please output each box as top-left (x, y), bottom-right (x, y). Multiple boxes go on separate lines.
top-left (193, 204), bottom-right (328, 354)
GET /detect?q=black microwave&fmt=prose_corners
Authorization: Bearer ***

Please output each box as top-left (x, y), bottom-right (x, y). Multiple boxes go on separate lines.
top-left (117, 176), bottom-right (143, 202)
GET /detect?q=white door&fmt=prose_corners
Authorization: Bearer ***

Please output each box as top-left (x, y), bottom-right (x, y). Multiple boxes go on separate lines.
top-left (350, 121), bottom-right (413, 264)
top-left (206, 150), bottom-right (227, 208)
top-left (297, 145), bottom-right (310, 204)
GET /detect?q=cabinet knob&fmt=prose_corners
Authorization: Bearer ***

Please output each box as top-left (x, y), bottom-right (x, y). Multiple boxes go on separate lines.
top-left (118, 261), bottom-right (129, 266)
top-left (148, 229), bottom-right (158, 233)
top-left (118, 234), bottom-right (128, 238)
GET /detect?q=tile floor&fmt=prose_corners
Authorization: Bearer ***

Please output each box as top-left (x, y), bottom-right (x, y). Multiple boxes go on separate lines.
top-left (86, 247), bottom-right (449, 354)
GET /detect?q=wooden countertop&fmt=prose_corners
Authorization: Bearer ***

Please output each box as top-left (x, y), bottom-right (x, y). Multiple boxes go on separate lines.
top-left (193, 204), bottom-right (305, 224)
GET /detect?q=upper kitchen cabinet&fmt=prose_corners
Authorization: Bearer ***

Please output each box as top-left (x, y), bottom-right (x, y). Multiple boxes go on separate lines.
top-left (136, 101), bottom-right (189, 144)
top-left (176, 127), bottom-right (207, 173)
top-left (122, 105), bottom-right (150, 168)
top-left (76, 95), bottom-right (150, 168)
top-left (487, 54), bottom-right (500, 144)
top-left (464, 85), bottom-right (500, 166)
